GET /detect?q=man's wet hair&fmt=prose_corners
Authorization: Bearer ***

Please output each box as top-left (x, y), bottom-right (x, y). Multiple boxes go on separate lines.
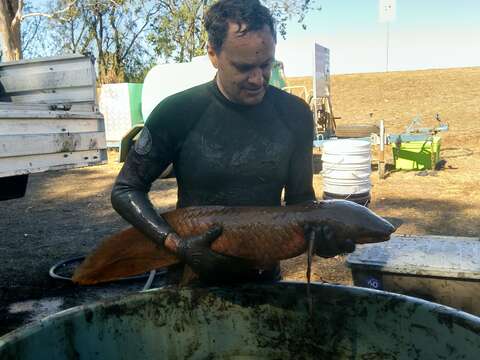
top-left (205, 0), bottom-right (276, 52)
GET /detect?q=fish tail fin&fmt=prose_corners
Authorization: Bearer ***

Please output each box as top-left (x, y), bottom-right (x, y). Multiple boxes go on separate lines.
top-left (72, 227), bottom-right (180, 285)
top-left (179, 265), bottom-right (198, 286)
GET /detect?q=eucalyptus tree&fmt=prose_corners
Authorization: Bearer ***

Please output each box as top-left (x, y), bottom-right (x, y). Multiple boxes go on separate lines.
top-left (47, 0), bottom-right (161, 83)
top-left (148, 0), bottom-right (320, 63)
top-left (0, 0), bottom-right (77, 61)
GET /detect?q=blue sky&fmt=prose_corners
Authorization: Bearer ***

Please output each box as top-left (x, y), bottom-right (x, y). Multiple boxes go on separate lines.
top-left (276, 0), bottom-right (480, 75)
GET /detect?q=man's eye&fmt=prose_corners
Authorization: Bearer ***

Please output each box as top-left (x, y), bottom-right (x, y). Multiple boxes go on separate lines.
top-left (237, 65), bottom-right (253, 72)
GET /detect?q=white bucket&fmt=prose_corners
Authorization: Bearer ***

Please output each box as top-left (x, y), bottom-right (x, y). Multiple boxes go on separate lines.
top-left (321, 139), bottom-right (371, 195)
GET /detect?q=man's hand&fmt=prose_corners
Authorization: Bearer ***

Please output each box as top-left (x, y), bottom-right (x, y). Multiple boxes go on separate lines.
top-left (166, 226), bottom-right (254, 283)
top-left (304, 224), bottom-right (356, 258)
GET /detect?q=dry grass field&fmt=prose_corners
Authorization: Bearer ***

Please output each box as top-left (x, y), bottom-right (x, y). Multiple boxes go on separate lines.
top-left (1, 67), bottom-right (479, 333)
top-left (283, 67), bottom-right (480, 281)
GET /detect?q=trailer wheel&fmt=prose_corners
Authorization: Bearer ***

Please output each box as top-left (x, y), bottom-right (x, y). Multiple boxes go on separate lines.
top-left (0, 174), bottom-right (29, 201)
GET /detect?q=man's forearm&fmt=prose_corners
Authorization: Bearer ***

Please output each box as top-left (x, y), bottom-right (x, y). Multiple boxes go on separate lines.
top-left (111, 133), bottom-right (176, 246)
top-left (111, 185), bottom-right (173, 246)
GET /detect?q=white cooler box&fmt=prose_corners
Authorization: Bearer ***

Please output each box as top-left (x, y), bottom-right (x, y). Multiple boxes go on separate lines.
top-left (347, 234), bottom-right (480, 316)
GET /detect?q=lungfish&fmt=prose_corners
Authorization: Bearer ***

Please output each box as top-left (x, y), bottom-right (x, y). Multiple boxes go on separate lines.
top-left (73, 200), bottom-right (395, 285)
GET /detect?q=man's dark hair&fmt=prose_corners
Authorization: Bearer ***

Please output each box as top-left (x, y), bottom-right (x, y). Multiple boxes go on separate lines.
top-left (205, 0), bottom-right (277, 52)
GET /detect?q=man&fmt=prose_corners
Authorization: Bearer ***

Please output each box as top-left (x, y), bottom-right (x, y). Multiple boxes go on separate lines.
top-left (111, 0), bottom-right (353, 284)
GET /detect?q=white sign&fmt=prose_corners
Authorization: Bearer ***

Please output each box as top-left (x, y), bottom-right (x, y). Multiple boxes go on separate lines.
top-left (379, 0), bottom-right (396, 23)
top-left (313, 43), bottom-right (330, 98)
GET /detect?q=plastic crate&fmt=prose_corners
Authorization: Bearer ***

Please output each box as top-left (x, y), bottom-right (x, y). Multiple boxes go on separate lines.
top-left (392, 135), bottom-right (441, 170)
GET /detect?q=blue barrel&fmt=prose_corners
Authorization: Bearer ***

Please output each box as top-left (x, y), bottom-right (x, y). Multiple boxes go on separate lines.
top-left (1, 282), bottom-right (479, 359)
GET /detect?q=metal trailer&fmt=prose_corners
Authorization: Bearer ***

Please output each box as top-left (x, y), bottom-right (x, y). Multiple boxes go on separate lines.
top-left (282, 43), bottom-right (337, 139)
top-left (0, 54), bottom-right (107, 200)
top-left (281, 42), bottom-right (381, 149)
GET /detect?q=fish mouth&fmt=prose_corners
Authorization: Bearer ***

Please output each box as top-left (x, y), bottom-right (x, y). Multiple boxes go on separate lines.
top-left (356, 233), bottom-right (391, 244)
top-left (379, 233), bottom-right (392, 242)
top-left (355, 220), bottom-right (396, 244)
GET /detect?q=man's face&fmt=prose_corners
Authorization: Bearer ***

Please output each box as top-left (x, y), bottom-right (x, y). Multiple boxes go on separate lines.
top-left (208, 23), bottom-right (276, 106)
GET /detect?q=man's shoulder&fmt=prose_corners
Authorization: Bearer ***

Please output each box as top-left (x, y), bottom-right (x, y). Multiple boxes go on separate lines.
top-left (267, 85), bottom-right (311, 113)
top-left (145, 81), bottom-right (212, 125)
top-left (267, 86), bottom-right (313, 136)
top-left (170, 81), bottom-right (212, 101)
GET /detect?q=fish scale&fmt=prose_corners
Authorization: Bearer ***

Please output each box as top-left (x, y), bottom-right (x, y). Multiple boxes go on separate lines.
top-left (163, 206), bottom-right (306, 264)
top-left (73, 200), bottom-right (395, 285)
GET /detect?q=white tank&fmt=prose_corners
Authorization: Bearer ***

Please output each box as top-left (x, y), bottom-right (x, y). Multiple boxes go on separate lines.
top-left (321, 139), bottom-right (371, 196)
top-left (141, 56), bottom-right (217, 120)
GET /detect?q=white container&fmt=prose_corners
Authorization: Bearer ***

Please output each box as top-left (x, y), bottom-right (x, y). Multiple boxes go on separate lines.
top-left (142, 56), bottom-right (217, 120)
top-left (99, 83), bottom-right (142, 148)
top-left (321, 139), bottom-right (371, 195)
top-left (347, 234), bottom-right (480, 316)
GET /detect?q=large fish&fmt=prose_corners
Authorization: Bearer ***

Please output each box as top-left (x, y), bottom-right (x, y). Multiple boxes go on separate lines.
top-left (73, 200), bottom-right (395, 285)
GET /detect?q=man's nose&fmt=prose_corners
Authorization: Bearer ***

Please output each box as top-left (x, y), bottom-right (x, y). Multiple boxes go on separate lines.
top-left (247, 68), bottom-right (264, 87)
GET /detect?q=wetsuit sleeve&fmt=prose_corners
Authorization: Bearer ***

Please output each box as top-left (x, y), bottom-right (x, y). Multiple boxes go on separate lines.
top-left (110, 109), bottom-right (177, 246)
top-left (111, 82), bottom-right (210, 245)
top-left (284, 103), bottom-right (316, 205)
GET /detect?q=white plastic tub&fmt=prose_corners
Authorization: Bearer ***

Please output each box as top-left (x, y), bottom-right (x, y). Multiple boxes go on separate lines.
top-left (321, 139), bottom-right (371, 195)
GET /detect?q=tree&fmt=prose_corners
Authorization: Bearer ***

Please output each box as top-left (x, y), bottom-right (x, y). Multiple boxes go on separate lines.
top-left (0, 0), bottom-right (23, 60)
top-left (264, 0), bottom-right (321, 36)
top-left (0, 0), bottom-right (78, 61)
top-left (148, 0), bottom-right (320, 63)
top-left (147, 0), bottom-right (208, 63)
top-left (47, 0), bottom-right (161, 83)
top-left (1, 0), bottom-right (319, 82)
top-left (21, 3), bottom-right (50, 59)
top-left (47, 1), bottom-right (90, 55)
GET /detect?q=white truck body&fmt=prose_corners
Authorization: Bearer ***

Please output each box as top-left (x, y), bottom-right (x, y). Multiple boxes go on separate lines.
top-left (0, 54), bottom-right (107, 179)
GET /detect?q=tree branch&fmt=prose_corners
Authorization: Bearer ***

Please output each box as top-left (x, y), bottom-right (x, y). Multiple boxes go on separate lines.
top-left (11, 0), bottom-right (24, 30)
top-left (21, 0), bottom-right (78, 20)
top-left (120, 6), bottom-right (161, 61)
top-left (157, 0), bottom-right (175, 14)
top-left (22, 15), bottom-right (41, 52)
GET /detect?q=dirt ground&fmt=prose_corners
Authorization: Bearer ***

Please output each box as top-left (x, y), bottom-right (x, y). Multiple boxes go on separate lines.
top-left (1, 67), bottom-right (479, 335)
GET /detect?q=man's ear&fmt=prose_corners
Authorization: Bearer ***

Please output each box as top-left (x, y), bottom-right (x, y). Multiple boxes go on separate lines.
top-left (207, 43), bottom-right (219, 69)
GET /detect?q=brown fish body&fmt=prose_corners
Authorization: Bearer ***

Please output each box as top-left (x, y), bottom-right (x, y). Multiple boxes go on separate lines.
top-left (163, 206), bottom-right (307, 266)
top-left (73, 200), bottom-right (395, 285)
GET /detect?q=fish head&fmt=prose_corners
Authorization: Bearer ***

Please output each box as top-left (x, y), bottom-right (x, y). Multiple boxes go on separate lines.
top-left (313, 200), bottom-right (396, 245)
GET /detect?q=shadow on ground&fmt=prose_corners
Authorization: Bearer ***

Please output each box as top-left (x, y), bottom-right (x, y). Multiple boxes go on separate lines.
top-left (372, 197), bottom-right (479, 237)
top-left (0, 164), bottom-right (177, 335)
top-left (1, 167), bottom-right (478, 336)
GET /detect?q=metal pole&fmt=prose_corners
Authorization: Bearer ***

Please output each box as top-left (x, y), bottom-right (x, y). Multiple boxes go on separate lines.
top-left (386, 22), bottom-right (390, 72)
top-left (378, 120), bottom-right (386, 179)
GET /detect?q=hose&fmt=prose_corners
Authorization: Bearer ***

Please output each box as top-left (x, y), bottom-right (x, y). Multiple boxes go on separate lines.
top-left (49, 256), bottom-right (167, 290)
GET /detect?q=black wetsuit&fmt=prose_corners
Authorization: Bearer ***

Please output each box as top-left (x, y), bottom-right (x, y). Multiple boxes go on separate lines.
top-left (111, 80), bottom-right (316, 282)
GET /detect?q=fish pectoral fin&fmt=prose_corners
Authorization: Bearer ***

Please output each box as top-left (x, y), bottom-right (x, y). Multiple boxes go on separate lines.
top-left (72, 226), bottom-right (180, 285)
top-left (179, 265), bottom-right (198, 286)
